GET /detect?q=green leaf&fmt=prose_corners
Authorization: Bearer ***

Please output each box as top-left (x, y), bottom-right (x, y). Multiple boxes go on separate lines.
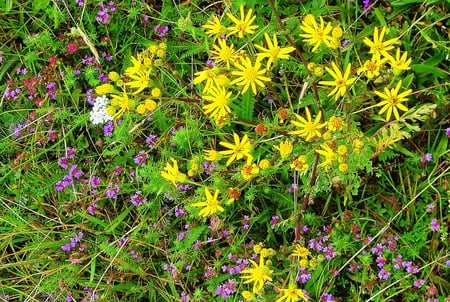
top-left (33, 0), bottom-right (50, 11)
top-left (234, 90), bottom-right (255, 120)
top-left (411, 64), bottom-right (447, 78)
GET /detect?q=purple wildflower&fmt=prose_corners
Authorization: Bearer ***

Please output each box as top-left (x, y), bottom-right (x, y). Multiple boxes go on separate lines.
top-left (154, 24), bottom-right (169, 37)
top-left (420, 153), bottom-right (432, 163)
top-left (145, 134), bottom-right (157, 148)
top-left (134, 150), bottom-right (149, 166)
top-left (131, 191), bottom-right (147, 206)
top-left (87, 203), bottom-right (97, 215)
top-left (446, 127), bottom-right (450, 136)
top-left (58, 157), bottom-right (69, 169)
top-left (103, 120), bottom-right (114, 136)
top-left (430, 218), bottom-right (440, 231)
top-left (321, 293), bottom-right (334, 302)
top-left (378, 268), bottom-right (391, 280)
top-left (342, 39), bottom-right (350, 47)
top-left (204, 266), bottom-right (216, 278)
top-left (270, 215), bottom-right (279, 227)
top-left (174, 206), bottom-right (186, 217)
top-left (267, 97), bottom-right (274, 105)
top-left (90, 176), bottom-right (101, 187)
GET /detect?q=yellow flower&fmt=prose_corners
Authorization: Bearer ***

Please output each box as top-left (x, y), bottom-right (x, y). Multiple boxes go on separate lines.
top-left (276, 283), bottom-right (307, 302)
top-left (211, 38), bottom-right (237, 70)
top-left (230, 57), bottom-right (270, 95)
top-left (204, 149), bottom-right (223, 161)
top-left (125, 68), bottom-right (151, 95)
top-left (226, 5), bottom-right (258, 38)
top-left (332, 26), bottom-right (343, 38)
top-left (357, 56), bottom-right (384, 79)
top-left (191, 187), bottom-right (224, 217)
top-left (188, 155), bottom-right (203, 177)
top-left (125, 56), bottom-right (142, 75)
top-left (290, 156), bottom-right (309, 172)
top-left (327, 116), bottom-right (345, 132)
top-left (259, 159), bottom-right (270, 169)
top-left (299, 15), bottom-right (333, 52)
top-left (193, 67), bottom-right (219, 93)
top-left (241, 291), bottom-right (255, 301)
top-left (290, 107), bottom-right (326, 141)
top-left (291, 244), bottom-right (310, 259)
top-left (241, 163), bottom-right (259, 180)
top-left (108, 71), bottom-right (120, 82)
top-left (274, 140), bottom-right (293, 159)
top-left (227, 187), bottom-right (241, 205)
top-left (202, 15), bottom-right (227, 37)
top-left (95, 83), bottom-right (115, 95)
top-left (315, 143), bottom-right (336, 169)
top-left (151, 88), bottom-right (162, 98)
top-left (240, 256), bottom-right (273, 294)
top-left (136, 99), bottom-right (158, 114)
top-left (255, 33), bottom-right (296, 68)
top-left (109, 89), bottom-right (135, 119)
top-left (337, 145), bottom-right (348, 156)
top-left (299, 258), bottom-right (309, 268)
top-left (339, 163), bottom-right (349, 173)
top-left (219, 133), bottom-right (253, 166)
top-left (160, 157), bottom-right (187, 186)
top-left (363, 26), bottom-right (399, 61)
top-left (374, 80), bottom-right (412, 121)
top-left (388, 48), bottom-right (412, 75)
top-left (319, 62), bottom-right (356, 100)
top-left (202, 84), bottom-right (233, 120)
top-left (353, 138), bottom-right (364, 150)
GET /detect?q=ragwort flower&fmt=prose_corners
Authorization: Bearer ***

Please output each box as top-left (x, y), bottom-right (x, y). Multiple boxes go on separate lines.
top-left (319, 62), bottom-right (356, 100)
top-left (240, 256), bottom-right (273, 294)
top-left (357, 56), bottom-right (385, 79)
top-left (315, 143), bottom-right (336, 169)
top-left (202, 84), bottom-right (233, 121)
top-left (219, 133), bottom-right (253, 166)
top-left (255, 33), bottom-right (296, 68)
top-left (230, 57), bottom-right (270, 95)
top-left (363, 26), bottom-right (399, 61)
top-left (191, 187), bottom-right (224, 217)
top-left (211, 38), bottom-right (237, 69)
top-left (388, 48), bottom-right (412, 75)
top-left (299, 14), bottom-right (333, 52)
top-left (276, 283), bottom-right (307, 302)
top-left (374, 80), bottom-right (412, 121)
top-left (290, 107), bottom-right (326, 141)
top-left (202, 15), bottom-right (227, 37)
top-left (161, 157), bottom-right (187, 186)
top-left (226, 5), bottom-right (258, 38)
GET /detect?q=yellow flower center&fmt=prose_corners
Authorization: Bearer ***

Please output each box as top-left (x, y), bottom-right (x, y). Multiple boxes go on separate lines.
top-left (293, 159), bottom-right (305, 170)
top-left (336, 79), bottom-right (346, 87)
top-left (206, 69), bottom-right (216, 79)
top-left (373, 42), bottom-right (384, 52)
top-left (237, 22), bottom-right (247, 32)
top-left (366, 61), bottom-right (377, 72)
top-left (270, 47), bottom-right (280, 58)
top-left (390, 96), bottom-right (399, 106)
top-left (304, 121), bottom-right (318, 133)
top-left (220, 47), bottom-right (233, 60)
top-left (244, 67), bottom-right (257, 82)
top-left (314, 29), bottom-right (324, 40)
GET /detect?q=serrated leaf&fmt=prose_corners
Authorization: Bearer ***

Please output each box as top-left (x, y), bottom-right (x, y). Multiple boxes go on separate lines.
top-left (403, 103), bottom-right (437, 122)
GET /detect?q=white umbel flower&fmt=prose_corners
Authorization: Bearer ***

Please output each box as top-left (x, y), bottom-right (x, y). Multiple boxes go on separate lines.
top-left (90, 95), bottom-right (113, 125)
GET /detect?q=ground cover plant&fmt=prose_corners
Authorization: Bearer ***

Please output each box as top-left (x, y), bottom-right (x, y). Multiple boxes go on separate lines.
top-left (0, 0), bottom-right (449, 301)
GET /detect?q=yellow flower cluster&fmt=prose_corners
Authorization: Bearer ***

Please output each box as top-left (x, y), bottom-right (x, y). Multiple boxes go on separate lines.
top-left (299, 14), bottom-right (342, 52)
top-left (196, 5), bottom-right (296, 126)
top-left (359, 27), bottom-right (413, 120)
top-left (95, 43), bottom-right (167, 119)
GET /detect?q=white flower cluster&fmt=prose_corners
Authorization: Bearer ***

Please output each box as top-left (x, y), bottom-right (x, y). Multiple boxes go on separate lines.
top-left (89, 95), bottom-right (113, 125)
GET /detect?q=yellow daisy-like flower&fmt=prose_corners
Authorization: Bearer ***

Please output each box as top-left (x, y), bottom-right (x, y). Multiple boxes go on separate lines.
top-left (95, 83), bottom-right (115, 95)
top-left (291, 244), bottom-right (311, 259)
top-left (259, 159), bottom-right (270, 169)
top-left (374, 80), bottom-right (412, 121)
top-left (211, 38), bottom-right (237, 70)
top-left (388, 48), bottom-right (412, 75)
top-left (241, 291), bottom-right (255, 301)
top-left (241, 163), bottom-right (259, 180)
top-left (226, 5), bottom-right (258, 38)
top-left (108, 88), bottom-right (135, 119)
top-left (202, 15), bottom-right (227, 37)
top-left (193, 67), bottom-right (219, 93)
top-left (160, 157), bottom-right (188, 186)
top-left (125, 68), bottom-right (151, 95)
top-left (276, 283), bottom-right (307, 302)
top-left (357, 56), bottom-right (384, 79)
top-left (191, 187), bottom-right (224, 217)
top-left (290, 107), bottom-right (326, 141)
top-left (219, 133), bottom-right (253, 166)
top-left (319, 62), bottom-right (356, 101)
top-left (315, 143), bottom-right (336, 169)
top-left (255, 33), bottom-right (296, 68)
top-left (204, 149), bottom-right (223, 161)
top-left (363, 26), bottom-right (399, 61)
top-left (290, 156), bottom-right (309, 172)
top-left (125, 55), bottom-right (142, 76)
top-left (230, 57), bottom-right (270, 95)
top-left (274, 140), bottom-right (293, 159)
top-left (299, 15), bottom-right (333, 52)
top-left (202, 84), bottom-right (233, 121)
top-left (240, 256), bottom-right (273, 294)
